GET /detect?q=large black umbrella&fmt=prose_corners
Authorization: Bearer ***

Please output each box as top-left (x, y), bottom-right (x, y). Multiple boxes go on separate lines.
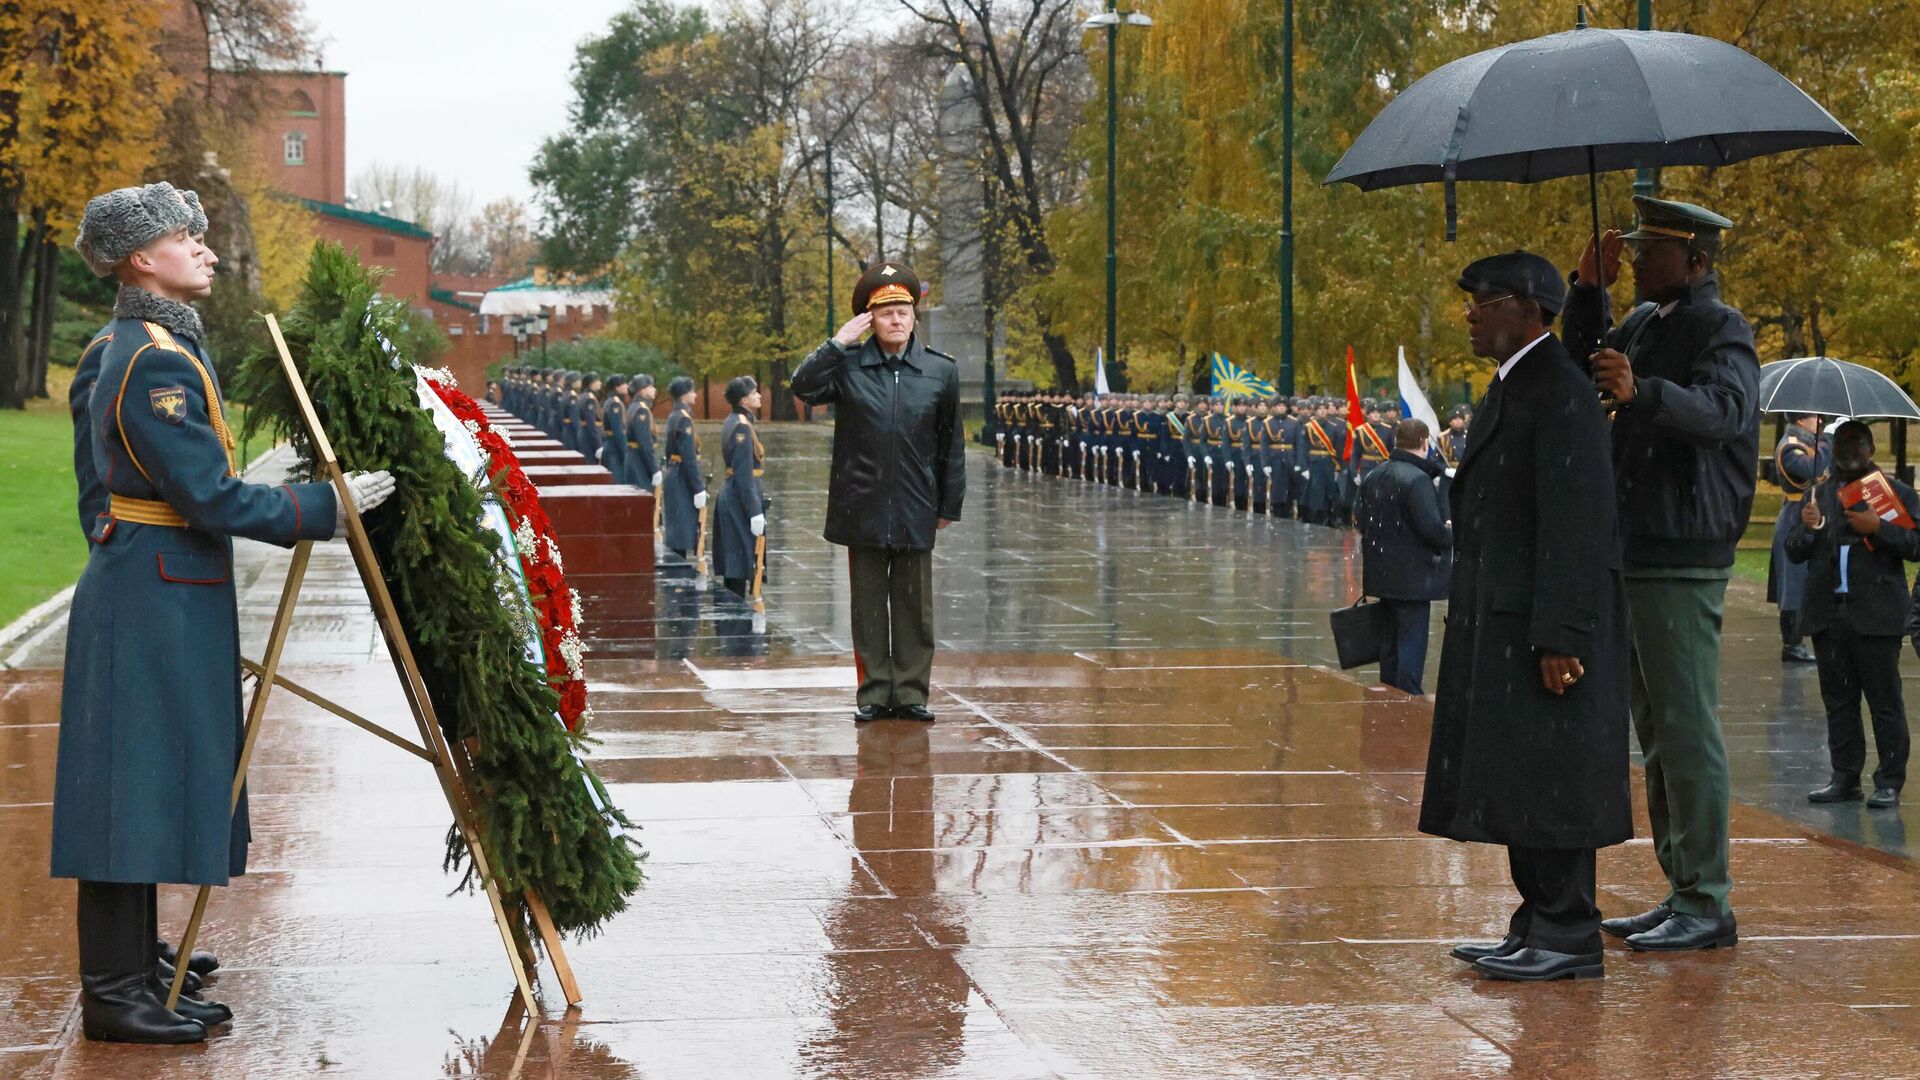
top-left (1758, 357), bottom-right (1920, 420)
top-left (1324, 14), bottom-right (1858, 241)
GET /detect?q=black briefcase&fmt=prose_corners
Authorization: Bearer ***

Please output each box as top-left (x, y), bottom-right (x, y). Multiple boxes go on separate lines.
top-left (1329, 597), bottom-right (1385, 669)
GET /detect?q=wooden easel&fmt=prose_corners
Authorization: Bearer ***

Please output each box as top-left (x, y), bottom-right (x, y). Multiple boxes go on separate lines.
top-left (165, 314), bottom-right (582, 1014)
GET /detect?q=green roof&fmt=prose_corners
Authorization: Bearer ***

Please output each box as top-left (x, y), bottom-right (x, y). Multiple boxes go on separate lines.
top-left (429, 287), bottom-right (478, 312)
top-left (299, 198), bottom-right (434, 241)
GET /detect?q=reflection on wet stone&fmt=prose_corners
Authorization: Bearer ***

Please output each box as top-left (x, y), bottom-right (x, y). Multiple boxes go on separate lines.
top-left (11, 424), bottom-right (1920, 1075)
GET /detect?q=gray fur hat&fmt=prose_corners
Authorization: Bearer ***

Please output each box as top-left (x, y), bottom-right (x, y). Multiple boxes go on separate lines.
top-left (75, 183), bottom-right (207, 277)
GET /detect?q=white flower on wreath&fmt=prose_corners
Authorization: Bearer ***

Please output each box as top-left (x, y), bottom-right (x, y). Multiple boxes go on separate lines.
top-left (577, 705), bottom-right (596, 727)
top-left (419, 366), bottom-right (458, 387)
top-left (546, 536), bottom-right (565, 572)
top-left (570, 588), bottom-right (583, 619)
top-left (463, 418), bottom-right (482, 435)
top-left (513, 518), bottom-right (537, 558)
top-left (558, 631), bottom-right (585, 680)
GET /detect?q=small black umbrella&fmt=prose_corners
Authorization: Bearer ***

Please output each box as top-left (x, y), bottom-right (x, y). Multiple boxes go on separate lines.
top-left (1758, 358), bottom-right (1920, 420)
top-left (1324, 12), bottom-right (1859, 242)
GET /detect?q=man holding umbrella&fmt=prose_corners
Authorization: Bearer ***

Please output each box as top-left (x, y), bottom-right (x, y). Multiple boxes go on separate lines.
top-left (1563, 195), bottom-right (1759, 954)
top-left (1771, 414), bottom-right (1830, 662)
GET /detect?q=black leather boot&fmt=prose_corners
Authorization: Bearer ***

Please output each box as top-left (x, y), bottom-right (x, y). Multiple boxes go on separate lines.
top-left (77, 881), bottom-right (204, 1044)
top-left (1780, 611), bottom-right (1815, 663)
top-left (145, 888), bottom-right (230, 1028)
top-left (157, 938), bottom-right (221, 978)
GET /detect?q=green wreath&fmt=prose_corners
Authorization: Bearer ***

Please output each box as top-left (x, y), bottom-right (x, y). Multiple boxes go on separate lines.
top-left (238, 241), bottom-right (643, 937)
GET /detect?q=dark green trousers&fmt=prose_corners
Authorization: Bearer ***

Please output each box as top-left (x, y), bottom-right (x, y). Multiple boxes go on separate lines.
top-left (1625, 573), bottom-right (1733, 918)
top-left (849, 546), bottom-right (935, 708)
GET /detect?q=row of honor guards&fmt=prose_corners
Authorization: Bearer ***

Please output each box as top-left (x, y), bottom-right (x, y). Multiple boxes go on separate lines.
top-left (994, 390), bottom-right (1471, 525)
top-left (497, 366), bottom-right (768, 599)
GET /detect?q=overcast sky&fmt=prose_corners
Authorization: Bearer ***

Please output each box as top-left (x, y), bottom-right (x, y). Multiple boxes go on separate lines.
top-left (315, 1), bottom-right (914, 222)
top-left (314, 0), bottom-right (646, 215)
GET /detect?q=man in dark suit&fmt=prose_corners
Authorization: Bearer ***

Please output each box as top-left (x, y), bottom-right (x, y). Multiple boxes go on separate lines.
top-left (1357, 418), bottom-right (1451, 695)
top-left (1788, 421), bottom-right (1919, 808)
top-left (1421, 251), bottom-right (1632, 982)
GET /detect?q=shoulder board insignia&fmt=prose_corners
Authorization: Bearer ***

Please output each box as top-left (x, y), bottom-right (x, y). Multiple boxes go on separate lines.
top-left (735, 432), bottom-right (746, 442)
top-left (142, 322), bottom-right (187, 354)
top-left (924, 346), bottom-right (956, 361)
top-left (150, 386), bottom-right (188, 423)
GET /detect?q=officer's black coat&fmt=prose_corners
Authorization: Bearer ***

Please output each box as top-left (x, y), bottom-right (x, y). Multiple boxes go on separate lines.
top-left (791, 333), bottom-right (965, 551)
top-left (1419, 334), bottom-right (1632, 850)
top-left (712, 409), bottom-right (766, 582)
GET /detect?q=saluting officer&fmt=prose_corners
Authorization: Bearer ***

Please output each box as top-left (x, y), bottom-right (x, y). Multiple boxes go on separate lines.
top-left (1770, 414), bottom-right (1828, 662)
top-left (59, 183), bottom-right (393, 1043)
top-left (712, 376), bottom-right (768, 598)
top-left (624, 374), bottom-right (661, 492)
top-left (661, 376), bottom-right (708, 559)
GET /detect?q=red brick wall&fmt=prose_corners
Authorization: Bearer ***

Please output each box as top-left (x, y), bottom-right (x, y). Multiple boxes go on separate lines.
top-left (312, 214), bottom-right (431, 301)
top-left (244, 71), bottom-right (347, 205)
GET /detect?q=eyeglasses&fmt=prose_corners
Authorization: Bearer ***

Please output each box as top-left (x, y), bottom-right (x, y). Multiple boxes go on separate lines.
top-left (1461, 293), bottom-right (1514, 317)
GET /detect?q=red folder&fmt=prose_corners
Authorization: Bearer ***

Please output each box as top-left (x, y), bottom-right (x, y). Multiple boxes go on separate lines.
top-left (1836, 469), bottom-right (1913, 551)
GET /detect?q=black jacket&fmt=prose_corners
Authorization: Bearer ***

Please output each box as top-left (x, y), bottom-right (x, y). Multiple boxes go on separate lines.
top-left (1562, 272), bottom-right (1760, 569)
top-left (791, 332), bottom-right (965, 551)
top-left (1787, 473), bottom-right (1920, 638)
top-left (1420, 334), bottom-right (1632, 850)
top-left (1359, 449), bottom-right (1452, 601)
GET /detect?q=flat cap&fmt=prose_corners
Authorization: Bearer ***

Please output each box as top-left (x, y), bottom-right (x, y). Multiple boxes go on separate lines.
top-left (74, 182), bottom-right (207, 277)
top-left (1458, 249), bottom-right (1566, 317)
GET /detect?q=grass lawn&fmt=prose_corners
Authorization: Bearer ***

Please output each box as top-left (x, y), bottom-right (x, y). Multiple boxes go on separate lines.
top-left (1733, 547), bottom-right (1770, 586)
top-left (0, 365), bottom-right (267, 631)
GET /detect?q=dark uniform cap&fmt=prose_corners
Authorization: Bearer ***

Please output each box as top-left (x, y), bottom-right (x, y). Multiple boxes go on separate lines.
top-left (667, 375), bottom-right (695, 399)
top-left (851, 260), bottom-right (922, 316)
top-left (632, 373), bottom-right (654, 390)
top-left (725, 375), bottom-right (758, 406)
top-left (1448, 403), bottom-right (1471, 421)
top-left (605, 374), bottom-right (628, 390)
top-left (1457, 249), bottom-right (1566, 316)
top-left (1621, 195), bottom-right (1734, 243)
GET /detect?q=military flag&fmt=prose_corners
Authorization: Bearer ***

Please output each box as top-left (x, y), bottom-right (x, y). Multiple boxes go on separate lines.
top-left (1209, 353), bottom-right (1276, 399)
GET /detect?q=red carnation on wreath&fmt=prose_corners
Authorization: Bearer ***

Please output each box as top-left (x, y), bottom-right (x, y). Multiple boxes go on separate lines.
top-left (420, 371), bottom-right (592, 732)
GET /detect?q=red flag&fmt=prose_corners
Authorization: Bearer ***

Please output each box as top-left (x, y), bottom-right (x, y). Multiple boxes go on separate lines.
top-left (1343, 345), bottom-right (1364, 461)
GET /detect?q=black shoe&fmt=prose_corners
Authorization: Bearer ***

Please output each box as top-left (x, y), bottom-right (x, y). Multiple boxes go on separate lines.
top-left (853, 705), bottom-right (886, 723)
top-left (1448, 934), bottom-right (1523, 964)
top-left (157, 938), bottom-right (220, 977)
top-left (894, 704), bottom-right (935, 723)
top-left (155, 957), bottom-right (202, 996)
top-left (1600, 904), bottom-right (1671, 938)
top-left (1868, 787), bottom-right (1902, 809)
top-left (1473, 948), bottom-right (1604, 981)
top-left (165, 989), bottom-right (232, 1029)
top-left (1808, 781), bottom-right (1864, 803)
top-left (81, 973), bottom-right (206, 1044)
top-left (1626, 911), bottom-right (1737, 952)
top-left (1781, 643), bottom-right (1816, 663)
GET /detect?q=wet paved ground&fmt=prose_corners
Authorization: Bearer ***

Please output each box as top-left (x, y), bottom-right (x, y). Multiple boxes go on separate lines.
top-left (5, 424), bottom-right (1920, 1077)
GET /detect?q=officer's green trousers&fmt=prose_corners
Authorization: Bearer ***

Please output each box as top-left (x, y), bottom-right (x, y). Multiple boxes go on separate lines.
top-left (849, 546), bottom-right (935, 708)
top-left (1625, 573), bottom-right (1733, 917)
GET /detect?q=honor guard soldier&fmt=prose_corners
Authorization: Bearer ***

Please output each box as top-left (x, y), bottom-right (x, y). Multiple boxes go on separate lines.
top-left (1350, 399), bottom-right (1394, 493)
top-left (712, 376), bottom-right (768, 598)
top-left (559, 371), bottom-right (581, 449)
top-left (624, 374), bottom-right (662, 492)
top-left (1438, 404), bottom-right (1471, 470)
top-left (1770, 414), bottom-right (1828, 662)
top-left (577, 372), bottom-right (605, 463)
top-left (1166, 395), bottom-right (1191, 497)
top-left (600, 375), bottom-right (629, 481)
top-left (1183, 397), bottom-right (1208, 501)
top-left (661, 375), bottom-right (708, 559)
top-left (1565, 196), bottom-right (1758, 953)
top-left (1038, 393), bottom-right (1060, 476)
top-left (1222, 398), bottom-right (1250, 509)
top-left (1298, 398), bottom-right (1345, 525)
top-left (58, 182), bottom-right (394, 1043)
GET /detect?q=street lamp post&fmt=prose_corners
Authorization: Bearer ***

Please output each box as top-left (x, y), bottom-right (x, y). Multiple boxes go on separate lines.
top-left (979, 168), bottom-right (998, 444)
top-left (1278, 0), bottom-right (1296, 396)
top-left (823, 140), bottom-right (835, 340)
top-left (1083, 8), bottom-right (1151, 395)
top-left (536, 307), bottom-right (551, 363)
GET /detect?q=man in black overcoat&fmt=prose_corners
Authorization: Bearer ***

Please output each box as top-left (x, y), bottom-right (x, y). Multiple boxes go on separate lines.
top-left (1420, 251), bottom-right (1632, 982)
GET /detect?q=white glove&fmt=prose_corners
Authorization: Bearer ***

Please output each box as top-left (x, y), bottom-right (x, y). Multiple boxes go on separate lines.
top-left (335, 470), bottom-right (396, 532)
top-left (1246, 465), bottom-right (1254, 475)
top-left (1204, 457), bottom-right (1214, 467)
top-left (1263, 467), bottom-right (1273, 476)
top-left (652, 471), bottom-right (663, 488)
top-left (595, 446), bottom-right (604, 462)
top-left (1132, 450), bottom-right (1141, 459)
top-left (750, 514), bottom-right (766, 537)
top-left (693, 491), bottom-right (708, 511)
